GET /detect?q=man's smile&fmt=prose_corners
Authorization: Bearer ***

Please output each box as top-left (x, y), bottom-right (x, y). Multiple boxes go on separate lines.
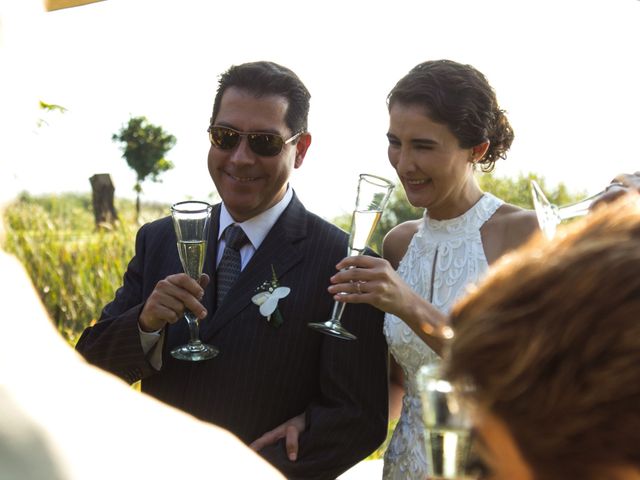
top-left (224, 171), bottom-right (262, 182)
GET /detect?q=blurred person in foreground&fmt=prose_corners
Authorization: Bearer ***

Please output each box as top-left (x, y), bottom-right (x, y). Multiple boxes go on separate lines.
top-left (75, 61), bottom-right (388, 479)
top-left (444, 192), bottom-right (640, 480)
top-left (0, 205), bottom-right (283, 479)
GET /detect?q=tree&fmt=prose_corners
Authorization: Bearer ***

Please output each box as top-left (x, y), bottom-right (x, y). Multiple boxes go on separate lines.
top-left (333, 172), bottom-right (584, 254)
top-left (112, 116), bottom-right (176, 221)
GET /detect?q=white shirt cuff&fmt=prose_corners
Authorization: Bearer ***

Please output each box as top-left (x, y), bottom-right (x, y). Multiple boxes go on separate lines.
top-left (138, 324), bottom-right (164, 370)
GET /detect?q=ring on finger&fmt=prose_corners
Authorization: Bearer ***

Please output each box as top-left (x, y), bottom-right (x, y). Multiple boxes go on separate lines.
top-left (355, 281), bottom-right (363, 294)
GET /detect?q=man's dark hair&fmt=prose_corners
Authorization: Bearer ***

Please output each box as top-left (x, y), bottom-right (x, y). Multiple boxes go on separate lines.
top-left (210, 61), bottom-right (311, 135)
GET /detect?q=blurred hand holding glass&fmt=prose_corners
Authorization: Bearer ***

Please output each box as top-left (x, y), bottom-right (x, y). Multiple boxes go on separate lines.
top-left (170, 200), bottom-right (219, 361)
top-left (530, 180), bottom-right (623, 239)
top-left (308, 173), bottom-right (394, 340)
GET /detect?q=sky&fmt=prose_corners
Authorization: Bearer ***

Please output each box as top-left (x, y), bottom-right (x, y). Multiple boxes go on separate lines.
top-left (1, 0), bottom-right (639, 220)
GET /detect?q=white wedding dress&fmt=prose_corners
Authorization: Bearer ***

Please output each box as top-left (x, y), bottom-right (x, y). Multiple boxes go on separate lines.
top-left (382, 193), bottom-right (503, 480)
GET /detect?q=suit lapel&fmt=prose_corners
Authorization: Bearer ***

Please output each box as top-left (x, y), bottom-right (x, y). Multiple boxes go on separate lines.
top-left (200, 194), bottom-right (308, 342)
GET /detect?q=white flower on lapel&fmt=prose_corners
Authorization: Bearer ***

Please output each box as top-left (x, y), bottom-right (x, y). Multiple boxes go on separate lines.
top-left (251, 266), bottom-right (289, 328)
top-left (252, 287), bottom-right (290, 317)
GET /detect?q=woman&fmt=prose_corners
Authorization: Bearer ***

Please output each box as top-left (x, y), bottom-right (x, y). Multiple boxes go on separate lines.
top-left (445, 194), bottom-right (640, 480)
top-left (251, 59), bottom-right (538, 479)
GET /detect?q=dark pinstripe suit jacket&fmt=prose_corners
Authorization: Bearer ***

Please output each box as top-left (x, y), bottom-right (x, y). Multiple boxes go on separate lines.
top-left (76, 193), bottom-right (389, 480)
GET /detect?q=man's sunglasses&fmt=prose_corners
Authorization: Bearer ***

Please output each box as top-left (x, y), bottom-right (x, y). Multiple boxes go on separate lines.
top-left (208, 125), bottom-right (302, 157)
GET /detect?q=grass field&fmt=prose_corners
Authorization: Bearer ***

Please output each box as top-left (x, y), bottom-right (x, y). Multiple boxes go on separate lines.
top-left (2, 192), bottom-right (167, 345)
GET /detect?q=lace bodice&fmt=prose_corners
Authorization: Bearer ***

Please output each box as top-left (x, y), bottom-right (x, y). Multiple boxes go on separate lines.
top-left (382, 193), bottom-right (503, 480)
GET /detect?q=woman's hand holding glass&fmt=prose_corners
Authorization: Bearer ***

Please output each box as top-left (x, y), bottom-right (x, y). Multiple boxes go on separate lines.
top-left (531, 172), bottom-right (640, 239)
top-left (328, 255), bottom-right (453, 343)
top-left (308, 173), bottom-right (394, 340)
top-left (327, 255), bottom-right (413, 317)
top-left (590, 171), bottom-right (640, 209)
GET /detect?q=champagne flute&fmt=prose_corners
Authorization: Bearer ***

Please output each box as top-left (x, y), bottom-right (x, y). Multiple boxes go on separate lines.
top-left (308, 174), bottom-right (394, 340)
top-left (170, 200), bottom-right (219, 361)
top-left (530, 180), bottom-right (622, 239)
top-left (417, 364), bottom-right (475, 480)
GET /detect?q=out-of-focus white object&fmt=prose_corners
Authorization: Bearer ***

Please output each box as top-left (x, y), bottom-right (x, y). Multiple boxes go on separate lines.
top-left (0, 246), bottom-right (284, 479)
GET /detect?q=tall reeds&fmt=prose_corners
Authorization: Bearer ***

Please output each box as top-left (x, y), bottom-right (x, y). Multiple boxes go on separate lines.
top-left (2, 193), bottom-right (167, 346)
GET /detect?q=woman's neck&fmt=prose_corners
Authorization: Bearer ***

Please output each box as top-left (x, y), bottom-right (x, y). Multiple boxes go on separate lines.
top-left (428, 179), bottom-right (484, 220)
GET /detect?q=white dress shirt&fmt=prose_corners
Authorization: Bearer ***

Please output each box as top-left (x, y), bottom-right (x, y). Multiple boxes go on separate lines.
top-left (216, 185), bottom-right (293, 269)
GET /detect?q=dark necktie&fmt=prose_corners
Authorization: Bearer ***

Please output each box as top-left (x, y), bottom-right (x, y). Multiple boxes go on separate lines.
top-left (216, 225), bottom-right (248, 307)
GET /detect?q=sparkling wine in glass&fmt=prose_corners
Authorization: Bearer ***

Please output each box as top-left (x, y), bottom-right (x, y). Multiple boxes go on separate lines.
top-left (530, 180), bottom-right (619, 239)
top-left (170, 200), bottom-right (219, 361)
top-left (308, 173), bottom-right (394, 340)
top-left (417, 364), bottom-right (475, 480)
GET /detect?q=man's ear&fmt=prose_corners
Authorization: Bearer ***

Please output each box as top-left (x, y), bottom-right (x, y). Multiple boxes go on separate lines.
top-left (294, 133), bottom-right (312, 169)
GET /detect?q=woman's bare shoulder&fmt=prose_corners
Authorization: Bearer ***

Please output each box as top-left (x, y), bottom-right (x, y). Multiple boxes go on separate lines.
top-left (484, 203), bottom-right (539, 261)
top-left (495, 203), bottom-right (539, 236)
top-left (383, 219), bottom-right (422, 268)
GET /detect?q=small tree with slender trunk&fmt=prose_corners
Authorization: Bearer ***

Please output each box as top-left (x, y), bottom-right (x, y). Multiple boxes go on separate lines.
top-left (112, 116), bottom-right (176, 222)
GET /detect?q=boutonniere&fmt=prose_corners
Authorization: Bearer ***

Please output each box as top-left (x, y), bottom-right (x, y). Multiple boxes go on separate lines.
top-left (251, 265), bottom-right (290, 328)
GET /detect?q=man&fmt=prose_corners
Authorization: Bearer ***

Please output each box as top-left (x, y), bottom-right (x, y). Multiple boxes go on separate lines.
top-left (76, 61), bottom-right (388, 479)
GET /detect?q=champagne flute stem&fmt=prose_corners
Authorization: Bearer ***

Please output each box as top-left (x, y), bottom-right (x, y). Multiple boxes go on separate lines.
top-left (330, 299), bottom-right (347, 322)
top-left (329, 264), bottom-right (356, 322)
top-left (184, 311), bottom-right (201, 344)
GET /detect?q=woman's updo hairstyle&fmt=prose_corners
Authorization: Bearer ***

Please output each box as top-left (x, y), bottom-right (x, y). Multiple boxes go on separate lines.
top-left (387, 59), bottom-right (514, 172)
